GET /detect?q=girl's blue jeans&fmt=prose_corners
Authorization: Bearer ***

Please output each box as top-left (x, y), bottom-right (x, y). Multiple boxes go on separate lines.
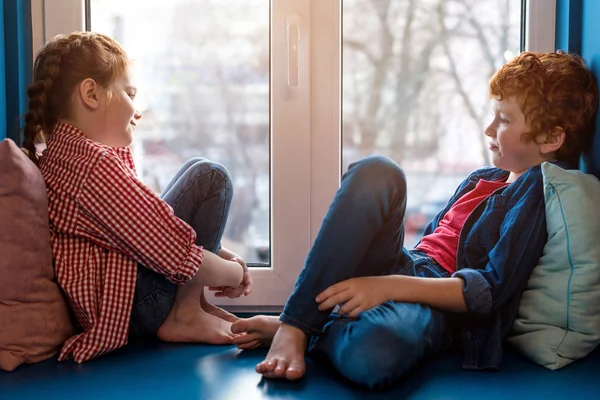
top-left (129, 158), bottom-right (233, 339)
top-left (281, 155), bottom-right (450, 390)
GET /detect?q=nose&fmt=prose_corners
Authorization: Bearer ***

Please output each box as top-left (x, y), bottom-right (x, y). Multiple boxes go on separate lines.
top-left (134, 110), bottom-right (142, 120)
top-left (484, 121), bottom-right (495, 138)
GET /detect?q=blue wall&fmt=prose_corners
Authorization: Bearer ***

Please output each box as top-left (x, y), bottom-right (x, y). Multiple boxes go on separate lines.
top-left (556, 0), bottom-right (600, 177)
top-left (0, 1), bottom-right (7, 140)
top-left (580, 0), bottom-right (600, 177)
top-left (1, 0), bottom-right (32, 143)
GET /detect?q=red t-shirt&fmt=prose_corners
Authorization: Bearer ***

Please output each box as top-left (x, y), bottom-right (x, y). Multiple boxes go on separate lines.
top-left (416, 179), bottom-right (509, 274)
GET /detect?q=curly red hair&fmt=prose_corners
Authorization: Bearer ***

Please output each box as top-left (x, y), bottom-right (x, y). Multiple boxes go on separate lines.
top-left (489, 51), bottom-right (599, 165)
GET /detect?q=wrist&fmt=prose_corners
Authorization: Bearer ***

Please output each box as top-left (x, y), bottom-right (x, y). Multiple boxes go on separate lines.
top-left (232, 259), bottom-right (245, 286)
top-left (219, 247), bottom-right (239, 261)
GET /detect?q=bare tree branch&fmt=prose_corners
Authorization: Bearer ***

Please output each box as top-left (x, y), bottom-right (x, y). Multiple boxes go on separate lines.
top-left (437, 0), bottom-right (490, 165)
top-left (343, 39), bottom-right (378, 66)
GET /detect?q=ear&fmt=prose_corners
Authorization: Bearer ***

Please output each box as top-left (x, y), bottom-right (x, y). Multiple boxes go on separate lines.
top-left (539, 127), bottom-right (565, 155)
top-left (77, 78), bottom-right (101, 109)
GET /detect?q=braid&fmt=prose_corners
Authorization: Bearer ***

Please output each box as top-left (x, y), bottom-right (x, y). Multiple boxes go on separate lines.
top-left (21, 31), bottom-right (129, 165)
top-left (22, 35), bottom-right (77, 164)
top-left (23, 82), bottom-right (48, 164)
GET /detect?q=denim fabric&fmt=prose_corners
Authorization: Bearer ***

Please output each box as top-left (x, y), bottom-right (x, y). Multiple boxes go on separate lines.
top-left (419, 160), bottom-right (572, 370)
top-left (281, 156), bottom-right (409, 335)
top-left (280, 156), bottom-right (450, 389)
top-left (313, 250), bottom-right (451, 390)
top-left (129, 158), bottom-right (233, 338)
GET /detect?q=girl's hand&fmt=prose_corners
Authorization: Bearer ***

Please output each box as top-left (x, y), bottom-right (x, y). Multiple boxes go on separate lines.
top-left (208, 257), bottom-right (253, 298)
top-left (315, 276), bottom-right (391, 318)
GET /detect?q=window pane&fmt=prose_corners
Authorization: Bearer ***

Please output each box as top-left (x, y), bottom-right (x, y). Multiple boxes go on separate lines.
top-left (342, 0), bottom-right (521, 247)
top-left (91, 0), bottom-right (270, 264)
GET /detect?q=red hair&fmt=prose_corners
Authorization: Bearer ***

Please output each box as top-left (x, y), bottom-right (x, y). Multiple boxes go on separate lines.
top-left (489, 51), bottom-right (598, 165)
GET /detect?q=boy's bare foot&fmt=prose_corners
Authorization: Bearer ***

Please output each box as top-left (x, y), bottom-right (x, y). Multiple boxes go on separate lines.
top-left (231, 315), bottom-right (280, 350)
top-left (200, 292), bottom-right (239, 323)
top-left (255, 323), bottom-right (307, 380)
top-left (157, 306), bottom-right (235, 344)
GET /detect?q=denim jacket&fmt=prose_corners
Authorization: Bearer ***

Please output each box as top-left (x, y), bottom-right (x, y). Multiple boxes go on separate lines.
top-left (420, 161), bottom-right (570, 370)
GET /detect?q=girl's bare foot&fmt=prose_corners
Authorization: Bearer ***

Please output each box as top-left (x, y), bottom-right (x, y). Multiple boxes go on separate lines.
top-left (200, 292), bottom-right (239, 323)
top-left (255, 323), bottom-right (307, 380)
top-left (231, 315), bottom-right (280, 350)
top-left (157, 305), bottom-right (235, 344)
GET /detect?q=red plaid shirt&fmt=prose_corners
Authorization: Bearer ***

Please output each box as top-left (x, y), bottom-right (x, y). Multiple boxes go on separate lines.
top-left (39, 122), bottom-right (203, 363)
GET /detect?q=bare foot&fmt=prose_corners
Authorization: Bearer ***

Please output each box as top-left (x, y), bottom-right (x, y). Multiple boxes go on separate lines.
top-left (255, 323), bottom-right (307, 380)
top-left (157, 306), bottom-right (235, 344)
top-left (200, 292), bottom-right (239, 323)
top-left (231, 315), bottom-right (281, 350)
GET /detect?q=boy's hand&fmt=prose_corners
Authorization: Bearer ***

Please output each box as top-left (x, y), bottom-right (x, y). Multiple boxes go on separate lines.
top-left (208, 257), bottom-right (253, 298)
top-left (316, 276), bottom-right (391, 318)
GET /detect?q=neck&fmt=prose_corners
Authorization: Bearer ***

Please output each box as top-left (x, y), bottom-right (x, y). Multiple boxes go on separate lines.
top-left (506, 171), bottom-right (522, 183)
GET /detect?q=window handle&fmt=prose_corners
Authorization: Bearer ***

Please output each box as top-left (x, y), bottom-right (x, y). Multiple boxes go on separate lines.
top-left (286, 14), bottom-right (300, 87)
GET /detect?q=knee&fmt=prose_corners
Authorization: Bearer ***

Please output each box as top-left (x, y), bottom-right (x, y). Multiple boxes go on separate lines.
top-left (344, 156), bottom-right (406, 199)
top-left (332, 323), bottom-right (418, 390)
top-left (189, 159), bottom-right (233, 193)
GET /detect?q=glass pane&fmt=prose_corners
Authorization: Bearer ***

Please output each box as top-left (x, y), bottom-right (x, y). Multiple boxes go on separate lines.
top-left (342, 0), bottom-right (521, 247)
top-left (91, 0), bottom-right (270, 264)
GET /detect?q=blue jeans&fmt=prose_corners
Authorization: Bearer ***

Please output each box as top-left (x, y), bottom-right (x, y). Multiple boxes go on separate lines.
top-left (129, 158), bottom-right (233, 338)
top-left (280, 155), bottom-right (450, 389)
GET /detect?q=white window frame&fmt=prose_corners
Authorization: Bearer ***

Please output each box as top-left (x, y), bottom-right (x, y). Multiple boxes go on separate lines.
top-left (525, 0), bottom-right (557, 53)
top-left (32, 0), bottom-right (554, 312)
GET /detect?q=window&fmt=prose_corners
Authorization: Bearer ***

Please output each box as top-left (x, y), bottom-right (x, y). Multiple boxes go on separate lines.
top-left (342, 0), bottom-right (522, 246)
top-left (34, 0), bottom-right (553, 310)
top-left (90, 0), bottom-right (271, 266)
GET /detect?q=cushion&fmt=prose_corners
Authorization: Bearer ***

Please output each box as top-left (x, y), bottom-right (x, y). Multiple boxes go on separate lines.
top-left (0, 139), bottom-right (74, 372)
top-left (508, 162), bottom-right (600, 370)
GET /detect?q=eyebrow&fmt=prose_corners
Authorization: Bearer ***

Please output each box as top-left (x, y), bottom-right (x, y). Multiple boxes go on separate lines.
top-left (494, 105), bottom-right (514, 117)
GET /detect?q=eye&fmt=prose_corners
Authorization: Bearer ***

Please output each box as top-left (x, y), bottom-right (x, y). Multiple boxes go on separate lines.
top-left (127, 92), bottom-right (136, 100)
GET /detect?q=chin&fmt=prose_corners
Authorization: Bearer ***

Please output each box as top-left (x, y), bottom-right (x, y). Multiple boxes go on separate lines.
top-left (490, 156), bottom-right (504, 169)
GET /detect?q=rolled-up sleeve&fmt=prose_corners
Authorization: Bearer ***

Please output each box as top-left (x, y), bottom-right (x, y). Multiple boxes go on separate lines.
top-left (77, 152), bottom-right (202, 284)
top-left (452, 269), bottom-right (492, 315)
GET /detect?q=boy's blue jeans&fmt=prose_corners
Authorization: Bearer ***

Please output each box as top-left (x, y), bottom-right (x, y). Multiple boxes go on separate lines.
top-left (129, 158), bottom-right (233, 338)
top-left (281, 155), bottom-right (450, 390)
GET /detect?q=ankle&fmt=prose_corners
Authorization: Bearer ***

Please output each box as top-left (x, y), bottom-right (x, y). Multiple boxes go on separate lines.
top-left (280, 323), bottom-right (308, 339)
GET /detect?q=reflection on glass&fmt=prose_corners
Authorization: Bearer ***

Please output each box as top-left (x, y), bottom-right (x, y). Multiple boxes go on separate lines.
top-left (342, 0), bottom-right (521, 247)
top-left (91, 0), bottom-right (270, 264)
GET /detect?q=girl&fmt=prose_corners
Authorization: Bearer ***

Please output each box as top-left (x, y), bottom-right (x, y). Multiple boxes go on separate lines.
top-left (22, 31), bottom-right (252, 364)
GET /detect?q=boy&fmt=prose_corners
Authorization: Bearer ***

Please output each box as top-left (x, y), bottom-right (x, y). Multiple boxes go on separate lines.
top-left (225, 51), bottom-right (599, 389)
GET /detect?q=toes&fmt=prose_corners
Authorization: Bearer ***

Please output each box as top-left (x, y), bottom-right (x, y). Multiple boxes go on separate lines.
top-left (286, 359), bottom-right (306, 380)
top-left (256, 358), bottom-right (277, 373)
top-left (273, 359), bottom-right (289, 377)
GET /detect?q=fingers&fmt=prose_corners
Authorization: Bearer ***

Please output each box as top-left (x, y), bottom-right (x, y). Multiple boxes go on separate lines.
top-left (337, 297), bottom-right (362, 316)
top-left (347, 306), bottom-right (365, 318)
top-left (244, 280), bottom-right (254, 296)
top-left (317, 289), bottom-right (352, 311)
top-left (231, 319), bottom-right (248, 334)
top-left (237, 339), bottom-right (260, 350)
top-left (233, 332), bottom-right (260, 345)
top-left (316, 282), bottom-right (345, 303)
